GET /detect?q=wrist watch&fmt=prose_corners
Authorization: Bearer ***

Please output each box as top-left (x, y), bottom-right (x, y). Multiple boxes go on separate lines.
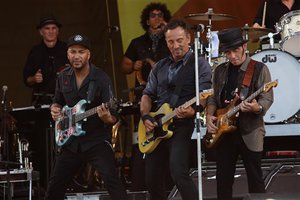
top-left (256, 104), bottom-right (263, 114)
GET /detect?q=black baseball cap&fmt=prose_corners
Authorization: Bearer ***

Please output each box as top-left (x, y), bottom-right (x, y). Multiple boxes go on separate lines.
top-left (67, 34), bottom-right (91, 50)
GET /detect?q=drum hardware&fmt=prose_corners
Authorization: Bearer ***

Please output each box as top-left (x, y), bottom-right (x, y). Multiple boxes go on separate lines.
top-left (242, 24), bottom-right (274, 43)
top-left (259, 31), bottom-right (280, 49)
top-left (285, 109), bottom-right (300, 124)
top-left (186, 8), bottom-right (236, 67)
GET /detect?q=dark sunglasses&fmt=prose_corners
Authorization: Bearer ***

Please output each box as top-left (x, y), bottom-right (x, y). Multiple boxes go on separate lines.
top-left (149, 12), bottom-right (164, 18)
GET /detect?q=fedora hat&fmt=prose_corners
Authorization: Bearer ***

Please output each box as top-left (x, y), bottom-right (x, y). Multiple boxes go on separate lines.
top-left (218, 27), bottom-right (248, 52)
top-left (36, 15), bottom-right (62, 29)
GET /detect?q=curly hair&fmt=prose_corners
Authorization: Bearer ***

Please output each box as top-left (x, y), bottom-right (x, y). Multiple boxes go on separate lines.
top-left (140, 2), bottom-right (172, 31)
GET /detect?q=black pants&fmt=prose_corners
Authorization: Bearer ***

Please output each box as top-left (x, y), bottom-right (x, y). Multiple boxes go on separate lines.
top-left (216, 131), bottom-right (265, 200)
top-left (45, 141), bottom-right (128, 200)
top-left (145, 119), bottom-right (198, 200)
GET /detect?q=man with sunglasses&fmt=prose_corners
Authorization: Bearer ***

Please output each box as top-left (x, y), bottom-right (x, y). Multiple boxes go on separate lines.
top-left (121, 2), bottom-right (172, 192)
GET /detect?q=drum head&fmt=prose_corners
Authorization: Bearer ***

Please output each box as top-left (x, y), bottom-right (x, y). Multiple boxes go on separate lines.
top-left (251, 50), bottom-right (300, 123)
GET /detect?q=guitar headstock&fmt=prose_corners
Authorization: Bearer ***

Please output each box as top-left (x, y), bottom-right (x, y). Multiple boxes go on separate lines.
top-left (200, 89), bottom-right (214, 100)
top-left (263, 79), bottom-right (278, 93)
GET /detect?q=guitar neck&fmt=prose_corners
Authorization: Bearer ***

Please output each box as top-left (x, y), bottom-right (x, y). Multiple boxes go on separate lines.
top-left (161, 97), bottom-right (196, 124)
top-left (226, 86), bottom-right (264, 118)
top-left (75, 107), bottom-right (97, 122)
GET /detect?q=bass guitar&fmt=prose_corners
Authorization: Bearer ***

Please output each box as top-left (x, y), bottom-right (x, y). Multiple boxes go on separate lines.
top-left (55, 98), bottom-right (118, 146)
top-left (203, 79), bottom-right (278, 149)
top-left (138, 89), bottom-right (213, 154)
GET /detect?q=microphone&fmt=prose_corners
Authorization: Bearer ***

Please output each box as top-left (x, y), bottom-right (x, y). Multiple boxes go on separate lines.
top-left (190, 24), bottom-right (206, 32)
top-left (108, 25), bottom-right (119, 32)
top-left (1, 85), bottom-right (8, 104)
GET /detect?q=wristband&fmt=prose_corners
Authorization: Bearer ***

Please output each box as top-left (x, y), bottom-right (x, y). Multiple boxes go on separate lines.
top-left (141, 114), bottom-right (155, 123)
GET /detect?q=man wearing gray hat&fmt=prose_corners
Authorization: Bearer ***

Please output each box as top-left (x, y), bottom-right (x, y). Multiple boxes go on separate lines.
top-left (46, 34), bottom-right (128, 200)
top-left (205, 27), bottom-right (274, 199)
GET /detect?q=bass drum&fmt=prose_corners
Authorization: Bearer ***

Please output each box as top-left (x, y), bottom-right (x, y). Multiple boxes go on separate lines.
top-left (251, 50), bottom-right (300, 123)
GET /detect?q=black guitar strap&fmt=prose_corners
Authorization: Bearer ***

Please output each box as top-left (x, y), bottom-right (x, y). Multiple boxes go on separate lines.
top-left (86, 80), bottom-right (95, 104)
top-left (169, 53), bottom-right (194, 108)
top-left (86, 64), bottom-right (97, 104)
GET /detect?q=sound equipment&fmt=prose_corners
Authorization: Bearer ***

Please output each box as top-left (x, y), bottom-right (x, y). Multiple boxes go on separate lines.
top-left (168, 166), bottom-right (252, 200)
top-left (168, 160), bottom-right (300, 200)
top-left (65, 191), bottom-right (150, 200)
top-left (10, 105), bottom-right (55, 188)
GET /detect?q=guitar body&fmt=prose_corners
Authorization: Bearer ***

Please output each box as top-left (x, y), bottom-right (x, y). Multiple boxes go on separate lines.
top-left (204, 102), bottom-right (237, 149)
top-left (55, 99), bottom-right (87, 146)
top-left (138, 103), bottom-right (173, 154)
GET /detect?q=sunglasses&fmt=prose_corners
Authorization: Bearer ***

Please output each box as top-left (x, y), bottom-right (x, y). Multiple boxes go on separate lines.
top-left (149, 12), bottom-right (164, 18)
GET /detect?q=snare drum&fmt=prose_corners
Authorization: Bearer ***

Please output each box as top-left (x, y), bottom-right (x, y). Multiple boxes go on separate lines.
top-left (251, 50), bottom-right (300, 123)
top-left (279, 10), bottom-right (300, 57)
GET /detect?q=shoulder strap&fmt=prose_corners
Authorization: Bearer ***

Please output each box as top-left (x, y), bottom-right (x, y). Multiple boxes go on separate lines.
top-left (86, 80), bottom-right (95, 104)
top-left (242, 59), bottom-right (256, 87)
top-left (239, 59), bottom-right (257, 100)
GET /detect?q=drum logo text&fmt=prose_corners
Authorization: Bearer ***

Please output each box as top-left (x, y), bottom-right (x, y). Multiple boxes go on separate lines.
top-left (262, 54), bottom-right (277, 63)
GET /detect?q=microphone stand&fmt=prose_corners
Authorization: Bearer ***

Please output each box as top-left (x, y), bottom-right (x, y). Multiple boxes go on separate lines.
top-left (194, 28), bottom-right (203, 200)
top-left (1, 90), bottom-right (13, 200)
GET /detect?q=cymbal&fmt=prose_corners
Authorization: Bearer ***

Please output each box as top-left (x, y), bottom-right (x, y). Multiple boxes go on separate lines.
top-left (185, 12), bottom-right (237, 21)
top-left (242, 26), bottom-right (274, 42)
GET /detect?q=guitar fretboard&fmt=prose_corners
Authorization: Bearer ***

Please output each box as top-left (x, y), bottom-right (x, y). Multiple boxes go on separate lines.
top-left (161, 97), bottom-right (196, 124)
top-left (75, 107), bottom-right (98, 122)
top-left (226, 86), bottom-right (264, 118)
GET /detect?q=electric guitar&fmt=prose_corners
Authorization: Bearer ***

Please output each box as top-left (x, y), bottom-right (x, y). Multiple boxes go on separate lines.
top-left (54, 98), bottom-right (119, 146)
top-left (203, 80), bottom-right (278, 149)
top-left (138, 89), bottom-right (213, 154)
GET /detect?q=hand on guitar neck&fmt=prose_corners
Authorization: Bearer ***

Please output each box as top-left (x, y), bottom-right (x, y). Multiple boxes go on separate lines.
top-left (205, 80), bottom-right (278, 148)
top-left (206, 97), bottom-right (261, 135)
top-left (96, 103), bottom-right (117, 124)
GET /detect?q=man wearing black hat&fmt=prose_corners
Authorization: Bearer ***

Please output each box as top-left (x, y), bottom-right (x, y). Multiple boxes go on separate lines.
top-left (46, 34), bottom-right (128, 200)
top-left (23, 15), bottom-right (68, 105)
top-left (22, 15), bottom-right (69, 189)
top-left (205, 27), bottom-right (274, 199)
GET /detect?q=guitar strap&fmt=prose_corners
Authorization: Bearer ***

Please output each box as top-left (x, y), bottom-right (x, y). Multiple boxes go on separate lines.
top-left (86, 64), bottom-right (97, 104)
top-left (86, 80), bottom-right (95, 104)
top-left (169, 53), bottom-right (194, 108)
top-left (239, 59), bottom-right (256, 100)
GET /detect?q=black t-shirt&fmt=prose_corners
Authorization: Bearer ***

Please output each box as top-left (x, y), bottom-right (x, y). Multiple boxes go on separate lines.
top-left (23, 40), bottom-right (68, 104)
top-left (253, 0), bottom-right (300, 31)
top-left (124, 33), bottom-right (170, 93)
top-left (221, 64), bottom-right (240, 108)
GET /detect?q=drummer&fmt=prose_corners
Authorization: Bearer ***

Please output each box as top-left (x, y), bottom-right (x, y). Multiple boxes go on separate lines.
top-left (253, 0), bottom-right (300, 35)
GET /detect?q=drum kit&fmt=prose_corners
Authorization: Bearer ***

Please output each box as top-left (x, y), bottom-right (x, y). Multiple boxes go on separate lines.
top-left (185, 8), bottom-right (300, 125)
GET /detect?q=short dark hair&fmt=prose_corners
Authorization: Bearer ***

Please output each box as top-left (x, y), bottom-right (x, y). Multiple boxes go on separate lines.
top-left (140, 2), bottom-right (171, 31)
top-left (164, 19), bottom-right (190, 34)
